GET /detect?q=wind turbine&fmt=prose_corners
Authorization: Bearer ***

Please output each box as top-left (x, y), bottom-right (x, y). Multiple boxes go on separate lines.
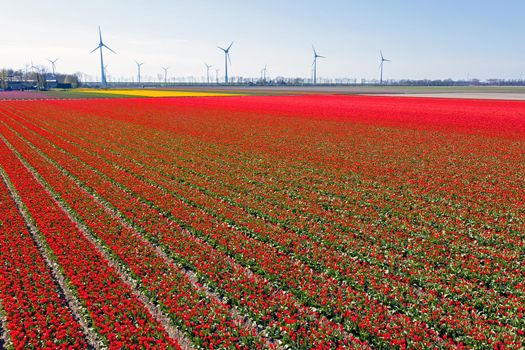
top-left (204, 63), bottom-right (213, 84)
top-left (379, 50), bottom-right (391, 85)
top-left (135, 61), bottom-right (145, 84)
top-left (218, 42), bottom-right (233, 84)
top-left (312, 45), bottom-right (325, 85)
top-left (47, 58), bottom-right (59, 77)
top-left (30, 60), bottom-right (45, 89)
top-left (162, 66), bottom-right (169, 85)
top-left (90, 26), bottom-right (115, 87)
top-left (261, 65), bottom-right (268, 83)
top-left (104, 64), bottom-right (110, 82)
top-left (30, 60), bottom-right (37, 74)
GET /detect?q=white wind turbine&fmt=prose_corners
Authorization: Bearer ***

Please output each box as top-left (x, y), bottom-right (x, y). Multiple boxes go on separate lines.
top-left (218, 42), bottom-right (233, 84)
top-left (379, 50), bottom-right (391, 85)
top-left (162, 66), bottom-right (169, 85)
top-left (90, 26), bottom-right (115, 87)
top-left (204, 63), bottom-right (213, 84)
top-left (135, 61), bottom-right (145, 84)
top-left (47, 58), bottom-right (59, 77)
top-left (312, 45), bottom-right (325, 85)
top-left (261, 64), bottom-right (268, 83)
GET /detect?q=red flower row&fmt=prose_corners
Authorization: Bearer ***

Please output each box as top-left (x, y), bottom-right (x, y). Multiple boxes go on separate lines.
top-left (0, 168), bottom-right (86, 349)
top-left (0, 132), bottom-right (179, 348)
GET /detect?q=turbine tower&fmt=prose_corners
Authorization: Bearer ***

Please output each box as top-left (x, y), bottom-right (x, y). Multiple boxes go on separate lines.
top-left (90, 26), bottom-right (115, 87)
top-left (30, 60), bottom-right (37, 74)
top-left (204, 63), bottom-right (213, 84)
top-left (312, 45), bottom-right (325, 85)
top-left (162, 66), bottom-right (169, 84)
top-left (218, 42), bottom-right (233, 84)
top-left (29, 61), bottom-right (42, 89)
top-left (104, 64), bottom-right (110, 82)
top-left (379, 50), bottom-right (391, 85)
top-left (135, 61), bottom-right (145, 84)
top-left (47, 58), bottom-right (59, 77)
top-left (261, 64), bottom-right (268, 83)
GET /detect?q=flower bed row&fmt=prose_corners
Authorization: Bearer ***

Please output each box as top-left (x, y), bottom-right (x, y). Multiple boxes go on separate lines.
top-left (0, 132), bottom-right (178, 349)
top-left (0, 166), bottom-right (87, 349)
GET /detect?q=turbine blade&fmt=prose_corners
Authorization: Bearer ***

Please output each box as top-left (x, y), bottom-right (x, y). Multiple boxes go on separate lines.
top-left (99, 25), bottom-right (103, 44)
top-left (318, 55), bottom-right (326, 58)
top-left (90, 45), bottom-right (101, 54)
top-left (227, 52), bottom-right (232, 65)
top-left (380, 50), bottom-right (384, 60)
top-left (103, 44), bottom-right (116, 54)
top-left (227, 41), bottom-right (234, 51)
top-left (312, 45), bottom-right (317, 56)
top-left (218, 46), bottom-right (226, 52)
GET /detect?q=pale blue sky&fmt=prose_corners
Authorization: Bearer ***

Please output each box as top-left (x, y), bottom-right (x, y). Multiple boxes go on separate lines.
top-left (1, 0), bottom-right (523, 81)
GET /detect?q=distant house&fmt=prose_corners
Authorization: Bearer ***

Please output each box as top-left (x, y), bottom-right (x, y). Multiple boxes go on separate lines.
top-left (6, 81), bottom-right (33, 90)
top-left (55, 74), bottom-right (79, 88)
top-left (56, 82), bottom-right (72, 89)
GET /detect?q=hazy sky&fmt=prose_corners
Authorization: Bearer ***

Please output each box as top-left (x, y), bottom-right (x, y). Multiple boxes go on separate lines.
top-left (1, 0), bottom-right (524, 81)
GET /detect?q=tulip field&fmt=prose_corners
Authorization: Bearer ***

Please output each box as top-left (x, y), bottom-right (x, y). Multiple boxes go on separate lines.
top-left (0, 94), bottom-right (524, 349)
